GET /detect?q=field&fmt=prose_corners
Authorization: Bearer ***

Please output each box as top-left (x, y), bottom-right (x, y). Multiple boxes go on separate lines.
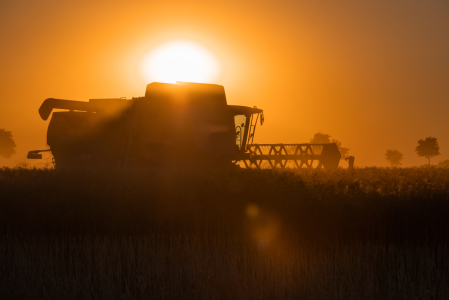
top-left (0, 167), bottom-right (448, 299)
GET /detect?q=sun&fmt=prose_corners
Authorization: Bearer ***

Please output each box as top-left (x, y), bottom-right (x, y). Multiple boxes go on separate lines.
top-left (141, 40), bottom-right (220, 84)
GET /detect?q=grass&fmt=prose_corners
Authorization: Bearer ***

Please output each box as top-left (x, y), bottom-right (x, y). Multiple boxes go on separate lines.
top-left (1, 235), bottom-right (447, 299)
top-left (0, 166), bottom-right (448, 299)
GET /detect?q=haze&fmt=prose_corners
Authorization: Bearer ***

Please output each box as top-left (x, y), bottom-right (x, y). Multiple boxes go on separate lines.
top-left (1, 0), bottom-right (449, 167)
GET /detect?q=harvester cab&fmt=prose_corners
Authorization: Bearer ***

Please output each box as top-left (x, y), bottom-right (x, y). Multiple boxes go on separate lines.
top-left (28, 82), bottom-right (341, 170)
top-left (229, 105), bottom-right (263, 155)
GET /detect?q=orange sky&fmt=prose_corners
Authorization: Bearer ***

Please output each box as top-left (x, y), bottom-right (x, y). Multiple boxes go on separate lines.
top-left (1, 0), bottom-right (449, 167)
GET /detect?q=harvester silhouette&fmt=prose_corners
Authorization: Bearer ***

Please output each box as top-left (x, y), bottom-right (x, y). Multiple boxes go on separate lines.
top-left (28, 82), bottom-right (341, 169)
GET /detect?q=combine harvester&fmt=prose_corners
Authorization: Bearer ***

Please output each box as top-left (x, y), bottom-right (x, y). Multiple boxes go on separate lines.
top-left (28, 82), bottom-right (342, 169)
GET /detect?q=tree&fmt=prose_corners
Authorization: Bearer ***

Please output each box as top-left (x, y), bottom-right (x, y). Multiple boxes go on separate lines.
top-left (0, 129), bottom-right (16, 159)
top-left (415, 136), bottom-right (440, 165)
top-left (310, 132), bottom-right (349, 160)
top-left (310, 132), bottom-right (332, 144)
top-left (385, 149), bottom-right (404, 167)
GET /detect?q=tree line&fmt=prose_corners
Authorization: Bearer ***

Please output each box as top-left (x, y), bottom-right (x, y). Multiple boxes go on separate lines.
top-left (310, 132), bottom-right (444, 168)
top-left (0, 128), bottom-right (445, 168)
top-left (385, 137), bottom-right (442, 167)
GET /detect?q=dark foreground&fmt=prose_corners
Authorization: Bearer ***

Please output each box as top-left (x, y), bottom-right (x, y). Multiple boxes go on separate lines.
top-left (0, 167), bottom-right (448, 299)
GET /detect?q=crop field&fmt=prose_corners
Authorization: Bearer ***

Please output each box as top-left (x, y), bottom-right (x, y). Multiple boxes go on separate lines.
top-left (0, 167), bottom-right (448, 299)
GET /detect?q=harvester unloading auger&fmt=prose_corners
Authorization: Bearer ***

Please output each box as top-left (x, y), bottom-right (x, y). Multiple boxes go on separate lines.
top-left (28, 82), bottom-right (342, 169)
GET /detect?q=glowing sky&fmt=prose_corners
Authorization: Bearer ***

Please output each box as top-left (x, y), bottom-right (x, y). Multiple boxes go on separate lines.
top-left (140, 40), bottom-right (220, 84)
top-left (1, 0), bottom-right (449, 167)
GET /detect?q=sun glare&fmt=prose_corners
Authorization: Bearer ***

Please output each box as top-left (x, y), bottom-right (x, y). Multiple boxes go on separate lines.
top-left (141, 40), bottom-right (220, 84)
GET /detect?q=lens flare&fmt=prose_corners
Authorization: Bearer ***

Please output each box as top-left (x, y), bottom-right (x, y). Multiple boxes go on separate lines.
top-left (141, 40), bottom-right (220, 84)
top-left (246, 204), bottom-right (259, 217)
